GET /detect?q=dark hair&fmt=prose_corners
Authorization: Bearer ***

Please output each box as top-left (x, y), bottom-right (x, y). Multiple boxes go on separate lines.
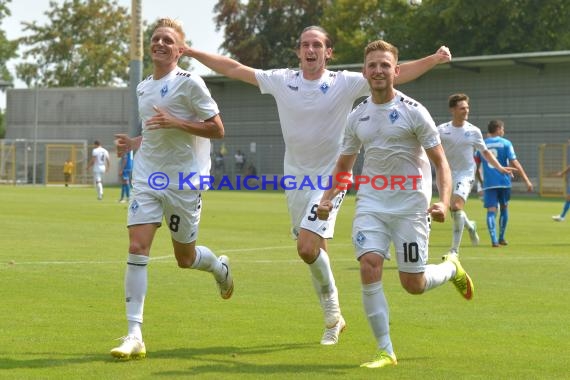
top-left (448, 93), bottom-right (469, 108)
top-left (487, 120), bottom-right (504, 134)
top-left (94, 140), bottom-right (101, 146)
top-left (296, 26), bottom-right (333, 50)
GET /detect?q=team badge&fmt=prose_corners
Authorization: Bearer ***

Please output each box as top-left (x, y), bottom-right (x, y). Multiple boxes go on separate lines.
top-left (129, 199), bottom-right (139, 215)
top-left (355, 231), bottom-right (366, 246)
top-left (320, 82), bottom-right (330, 94)
top-left (389, 110), bottom-right (399, 124)
top-left (160, 83), bottom-right (169, 97)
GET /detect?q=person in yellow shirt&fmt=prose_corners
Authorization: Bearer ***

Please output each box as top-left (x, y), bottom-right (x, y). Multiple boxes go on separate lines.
top-left (63, 159), bottom-right (74, 187)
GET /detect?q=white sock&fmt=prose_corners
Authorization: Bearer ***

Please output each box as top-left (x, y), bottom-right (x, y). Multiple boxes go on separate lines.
top-left (128, 321), bottom-right (143, 341)
top-left (191, 245), bottom-right (226, 283)
top-left (464, 217), bottom-right (474, 231)
top-left (362, 281), bottom-right (393, 355)
top-left (452, 210), bottom-right (467, 251)
top-left (309, 249), bottom-right (336, 295)
top-left (423, 261), bottom-right (456, 291)
top-left (96, 182), bottom-right (103, 197)
top-left (125, 253), bottom-right (148, 340)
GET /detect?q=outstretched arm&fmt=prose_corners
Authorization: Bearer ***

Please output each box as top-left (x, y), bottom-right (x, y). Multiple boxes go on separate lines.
top-left (395, 46), bottom-right (451, 85)
top-left (183, 46), bottom-right (259, 87)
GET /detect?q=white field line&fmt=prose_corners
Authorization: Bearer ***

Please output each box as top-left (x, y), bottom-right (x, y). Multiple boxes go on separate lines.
top-left (1, 244), bottom-right (352, 266)
top-left (1, 243), bottom-right (563, 266)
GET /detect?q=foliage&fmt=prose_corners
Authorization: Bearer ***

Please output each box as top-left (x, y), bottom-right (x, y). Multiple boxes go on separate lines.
top-left (321, 0), bottom-right (418, 63)
top-left (0, 108), bottom-right (5, 138)
top-left (15, 0), bottom-right (130, 87)
top-left (214, 0), bottom-right (570, 67)
top-left (323, 0), bottom-right (570, 63)
top-left (0, 0), bottom-right (18, 83)
top-left (213, 0), bottom-right (329, 69)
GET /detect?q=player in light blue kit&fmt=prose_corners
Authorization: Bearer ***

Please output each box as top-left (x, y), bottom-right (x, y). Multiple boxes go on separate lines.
top-left (476, 120), bottom-right (532, 246)
top-left (552, 140), bottom-right (570, 222)
top-left (438, 94), bottom-right (514, 256)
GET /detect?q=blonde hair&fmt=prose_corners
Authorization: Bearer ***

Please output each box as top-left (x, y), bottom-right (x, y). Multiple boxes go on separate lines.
top-left (153, 18), bottom-right (185, 42)
top-left (364, 40), bottom-right (399, 62)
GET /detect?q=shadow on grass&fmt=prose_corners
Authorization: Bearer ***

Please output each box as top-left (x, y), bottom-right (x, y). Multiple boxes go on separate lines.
top-left (0, 353), bottom-right (107, 370)
top-left (150, 342), bottom-right (355, 376)
top-left (0, 342), bottom-right (356, 375)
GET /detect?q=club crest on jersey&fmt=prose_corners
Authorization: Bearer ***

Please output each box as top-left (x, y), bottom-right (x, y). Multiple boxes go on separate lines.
top-left (160, 84), bottom-right (169, 98)
top-left (129, 199), bottom-right (139, 215)
top-left (355, 231), bottom-right (366, 246)
top-left (320, 82), bottom-right (330, 94)
top-left (389, 110), bottom-right (399, 124)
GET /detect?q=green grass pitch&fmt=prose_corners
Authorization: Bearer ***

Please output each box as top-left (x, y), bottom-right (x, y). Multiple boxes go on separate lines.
top-left (0, 186), bottom-right (569, 379)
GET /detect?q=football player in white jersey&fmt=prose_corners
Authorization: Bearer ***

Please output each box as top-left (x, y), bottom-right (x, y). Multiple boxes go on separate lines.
top-left (86, 140), bottom-right (110, 200)
top-left (182, 26), bottom-right (451, 345)
top-left (318, 40), bottom-right (473, 369)
top-left (110, 18), bottom-right (233, 360)
top-left (438, 94), bottom-right (514, 256)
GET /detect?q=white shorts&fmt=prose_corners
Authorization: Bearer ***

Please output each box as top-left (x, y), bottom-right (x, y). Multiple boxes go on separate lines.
top-left (286, 188), bottom-right (346, 239)
top-left (93, 168), bottom-right (105, 183)
top-left (352, 212), bottom-right (431, 273)
top-left (452, 171), bottom-right (475, 201)
top-left (127, 184), bottom-right (202, 244)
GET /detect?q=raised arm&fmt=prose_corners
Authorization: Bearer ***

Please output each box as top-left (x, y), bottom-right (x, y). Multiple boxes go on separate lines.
top-left (183, 46), bottom-right (259, 87)
top-left (395, 46), bottom-right (451, 85)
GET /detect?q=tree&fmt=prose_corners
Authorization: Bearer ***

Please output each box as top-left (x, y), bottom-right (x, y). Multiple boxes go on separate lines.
top-left (321, 0), bottom-right (570, 63)
top-left (15, 0), bottom-right (131, 87)
top-left (0, 0), bottom-right (18, 84)
top-left (214, 0), bottom-right (328, 69)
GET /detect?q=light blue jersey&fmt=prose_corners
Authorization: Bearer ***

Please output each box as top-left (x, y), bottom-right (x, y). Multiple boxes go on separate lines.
top-left (476, 136), bottom-right (516, 189)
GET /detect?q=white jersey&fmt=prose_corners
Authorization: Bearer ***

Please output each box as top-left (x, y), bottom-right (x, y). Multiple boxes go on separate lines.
top-left (134, 67), bottom-right (219, 189)
top-left (255, 69), bottom-right (369, 177)
top-left (342, 91), bottom-right (440, 215)
top-left (91, 146), bottom-right (109, 173)
top-left (437, 121), bottom-right (486, 177)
